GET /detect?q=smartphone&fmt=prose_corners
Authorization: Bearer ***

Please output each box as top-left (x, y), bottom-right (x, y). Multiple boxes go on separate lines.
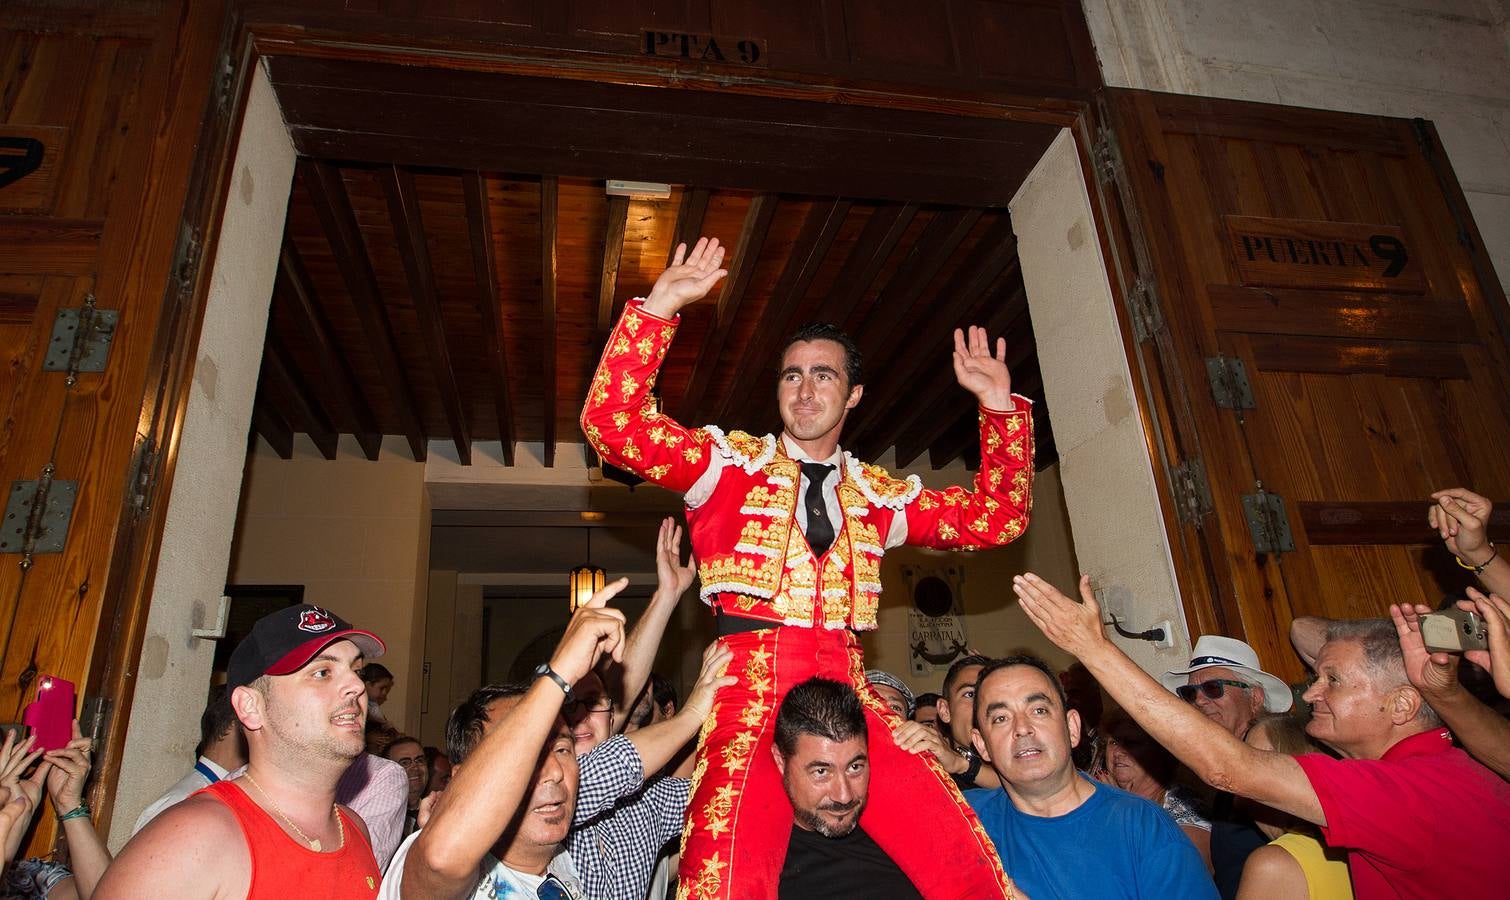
top-left (1420, 609), bottom-right (1489, 654)
top-left (21, 675), bottom-right (75, 752)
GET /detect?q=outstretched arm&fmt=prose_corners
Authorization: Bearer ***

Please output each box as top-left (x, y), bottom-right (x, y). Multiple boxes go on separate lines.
top-left (610, 518), bottom-right (695, 727)
top-left (1391, 601), bottom-right (1510, 778)
top-left (1430, 487), bottom-right (1510, 597)
top-left (406, 580), bottom-right (629, 900)
top-left (1012, 573), bottom-right (1326, 827)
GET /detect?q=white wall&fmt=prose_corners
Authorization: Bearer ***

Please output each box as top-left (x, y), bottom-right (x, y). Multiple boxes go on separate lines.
top-left (109, 68), bottom-right (295, 850)
top-left (1084, 0), bottom-right (1510, 294)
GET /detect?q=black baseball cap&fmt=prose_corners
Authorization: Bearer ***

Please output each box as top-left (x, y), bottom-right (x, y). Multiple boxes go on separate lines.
top-left (227, 604), bottom-right (385, 691)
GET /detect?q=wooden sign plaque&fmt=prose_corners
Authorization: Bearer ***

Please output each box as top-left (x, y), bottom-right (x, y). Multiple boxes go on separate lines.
top-left (1224, 215), bottom-right (1426, 293)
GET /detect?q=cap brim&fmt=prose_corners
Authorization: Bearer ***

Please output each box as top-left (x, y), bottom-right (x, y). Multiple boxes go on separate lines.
top-left (265, 629), bottom-right (386, 676)
top-left (1159, 664), bottom-right (1293, 713)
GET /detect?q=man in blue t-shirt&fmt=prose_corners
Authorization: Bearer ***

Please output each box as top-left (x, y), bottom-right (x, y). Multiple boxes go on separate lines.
top-left (964, 655), bottom-right (1217, 900)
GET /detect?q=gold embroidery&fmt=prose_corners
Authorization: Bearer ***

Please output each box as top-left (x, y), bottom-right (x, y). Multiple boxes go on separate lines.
top-left (739, 697), bottom-right (769, 728)
top-left (1005, 435), bottom-right (1026, 461)
top-left (996, 519), bottom-right (1024, 542)
top-left (611, 411), bottom-right (630, 430)
top-left (916, 493), bottom-right (938, 511)
top-left (619, 372), bottom-right (640, 403)
top-left (702, 785), bottom-right (736, 839)
top-left (636, 336), bottom-right (656, 364)
top-left (743, 646), bottom-right (773, 693)
top-left (690, 852), bottom-right (727, 898)
top-left (938, 522), bottom-right (959, 541)
top-left (857, 461), bottom-right (916, 503)
top-left (684, 446), bottom-right (704, 464)
top-left (610, 335), bottom-right (632, 358)
top-left (1005, 415), bottom-right (1024, 436)
top-left (985, 426), bottom-right (1003, 453)
top-left (648, 426), bottom-right (668, 445)
top-left (661, 326), bottom-right (675, 345)
top-left (623, 439), bottom-right (641, 462)
top-left (646, 464), bottom-right (671, 481)
top-left (590, 369), bottom-right (610, 406)
top-left (988, 468), bottom-right (1004, 490)
top-left (736, 519), bottom-right (787, 556)
top-left (623, 309), bottom-right (643, 336)
top-left (720, 731), bottom-right (756, 775)
top-left (970, 514), bottom-right (990, 532)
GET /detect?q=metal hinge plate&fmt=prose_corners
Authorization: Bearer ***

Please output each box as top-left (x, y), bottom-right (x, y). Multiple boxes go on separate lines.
top-left (1, 477), bottom-right (77, 557)
top-left (1093, 125), bottom-right (1120, 184)
top-left (129, 436), bottom-right (158, 521)
top-left (42, 295), bottom-right (117, 382)
top-left (81, 695), bottom-right (113, 747)
top-left (1129, 275), bottom-right (1164, 342)
top-left (1205, 355), bottom-right (1256, 409)
top-left (1171, 457), bottom-right (1214, 525)
top-left (1242, 489), bottom-right (1296, 554)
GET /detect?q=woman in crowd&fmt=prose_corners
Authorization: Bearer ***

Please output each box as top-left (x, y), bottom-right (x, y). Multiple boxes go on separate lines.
top-left (1235, 714), bottom-right (1353, 900)
top-left (0, 723), bottom-right (112, 900)
top-left (1099, 706), bottom-right (1213, 871)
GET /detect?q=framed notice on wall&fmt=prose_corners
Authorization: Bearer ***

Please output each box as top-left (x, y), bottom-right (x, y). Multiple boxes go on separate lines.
top-left (1223, 215), bottom-right (1426, 293)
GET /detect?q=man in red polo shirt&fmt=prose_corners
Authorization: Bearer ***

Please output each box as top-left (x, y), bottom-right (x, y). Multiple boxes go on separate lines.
top-left (1011, 573), bottom-right (1510, 900)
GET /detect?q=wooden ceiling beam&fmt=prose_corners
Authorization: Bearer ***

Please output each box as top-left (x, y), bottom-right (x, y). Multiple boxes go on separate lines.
top-left (889, 296), bottom-right (1031, 467)
top-left (677, 193), bottom-right (777, 423)
top-left (847, 216), bottom-right (1020, 451)
top-left (301, 159), bottom-right (428, 461)
top-left (462, 171), bottom-right (517, 465)
top-left (540, 175), bottom-right (559, 467)
top-left (667, 187), bottom-right (710, 266)
top-left (277, 239), bottom-right (382, 461)
top-left (851, 208), bottom-right (985, 363)
top-left (596, 195), bottom-right (631, 334)
top-left (824, 203), bottom-right (918, 332)
top-left (715, 199), bottom-right (853, 428)
top-left (928, 371), bottom-right (1043, 470)
top-left (262, 335), bottom-right (339, 460)
top-left (384, 164), bottom-right (472, 465)
top-left (251, 389), bottom-right (295, 460)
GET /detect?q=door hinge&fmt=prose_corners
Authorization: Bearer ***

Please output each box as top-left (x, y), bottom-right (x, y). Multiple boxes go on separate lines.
top-left (1093, 125), bottom-right (1121, 185)
top-left (129, 435), bottom-right (158, 521)
top-left (214, 52), bottom-right (236, 115)
top-left (1128, 275), bottom-right (1164, 342)
top-left (1, 465), bottom-right (79, 568)
top-left (80, 695), bottom-right (113, 747)
top-left (173, 221), bottom-right (203, 299)
top-left (43, 294), bottom-right (118, 386)
top-left (1205, 355), bottom-right (1256, 409)
top-left (1170, 457), bottom-right (1214, 525)
top-left (1242, 485), bottom-right (1296, 555)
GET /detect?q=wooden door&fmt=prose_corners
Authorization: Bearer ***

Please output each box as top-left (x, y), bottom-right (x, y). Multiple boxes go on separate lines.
top-left (1102, 90), bottom-right (1510, 683)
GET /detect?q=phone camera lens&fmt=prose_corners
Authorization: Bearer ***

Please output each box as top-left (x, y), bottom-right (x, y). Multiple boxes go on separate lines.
top-left (1465, 622), bottom-right (1473, 634)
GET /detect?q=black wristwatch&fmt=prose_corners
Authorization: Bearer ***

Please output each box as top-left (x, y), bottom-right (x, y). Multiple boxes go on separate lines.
top-left (961, 749), bottom-right (983, 784)
top-left (534, 662), bottom-right (572, 699)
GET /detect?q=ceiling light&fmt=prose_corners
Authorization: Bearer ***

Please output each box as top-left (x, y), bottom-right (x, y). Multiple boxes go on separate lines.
top-left (606, 180), bottom-right (672, 201)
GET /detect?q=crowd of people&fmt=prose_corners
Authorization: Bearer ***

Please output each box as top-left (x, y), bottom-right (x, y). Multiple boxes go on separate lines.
top-left (3, 238), bottom-right (1507, 899)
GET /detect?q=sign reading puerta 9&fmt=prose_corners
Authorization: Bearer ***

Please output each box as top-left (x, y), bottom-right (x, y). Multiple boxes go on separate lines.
top-left (1223, 215), bottom-right (1426, 293)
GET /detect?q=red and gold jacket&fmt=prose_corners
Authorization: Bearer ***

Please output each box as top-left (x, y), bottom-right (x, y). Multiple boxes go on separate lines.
top-left (581, 300), bottom-right (1035, 631)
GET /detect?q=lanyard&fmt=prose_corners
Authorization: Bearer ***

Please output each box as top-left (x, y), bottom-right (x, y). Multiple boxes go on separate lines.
top-left (194, 761), bottom-right (221, 784)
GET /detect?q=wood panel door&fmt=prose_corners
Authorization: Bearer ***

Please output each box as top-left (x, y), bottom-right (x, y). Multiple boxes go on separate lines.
top-left (1103, 90), bottom-right (1510, 683)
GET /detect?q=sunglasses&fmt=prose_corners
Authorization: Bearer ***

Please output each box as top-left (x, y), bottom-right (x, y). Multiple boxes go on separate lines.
top-left (561, 695), bottom-right (613, 716)
top-left (537, 874), bottom-right (574, 899)
top-left (1175, 678), bottom-right (1251, 703)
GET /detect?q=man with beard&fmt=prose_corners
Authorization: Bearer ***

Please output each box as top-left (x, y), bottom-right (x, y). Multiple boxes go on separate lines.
top-left (772, 678), bottom-right (923, 900)
top-left (100, 605), bottom-right (386, 899)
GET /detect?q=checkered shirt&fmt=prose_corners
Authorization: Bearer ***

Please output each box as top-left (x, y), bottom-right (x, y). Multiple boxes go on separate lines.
top-left (567, 735), bottom-right (690, 900)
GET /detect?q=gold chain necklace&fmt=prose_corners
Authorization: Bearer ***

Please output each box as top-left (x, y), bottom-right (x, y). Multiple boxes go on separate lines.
top-left (241, 772), bottom-right (343, 852)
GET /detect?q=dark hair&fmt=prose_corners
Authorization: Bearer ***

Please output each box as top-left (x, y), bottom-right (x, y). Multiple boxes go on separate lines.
top-left (914, 692), bottom-right (941, 711)
top-left (774, 677), bottom-right (867, 759)
top-left (196, 687), bottom-right (240, 758)
top-left (446, 683), bottom-right (529, 764)
top-left (361, 663), bottom-right (394, 684)
top-left (782, 323), bottom-right (863, 388)
top-left (384, 734), bottom-right (423, 757)
top-left (971, 655), bottom-right (1068, 732)
top-left (423, 746), bottom-right (448, 767)
top-left (942, 654), bottom-right (992, 698)
top-left (650, 672), bottom-right (678, 711)
top-left (1100, 706), bottom-right (1178, 785)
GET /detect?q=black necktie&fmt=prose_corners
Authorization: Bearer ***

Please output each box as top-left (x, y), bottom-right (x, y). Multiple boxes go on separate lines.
top-left (801, 462), bottom-right (835, 558)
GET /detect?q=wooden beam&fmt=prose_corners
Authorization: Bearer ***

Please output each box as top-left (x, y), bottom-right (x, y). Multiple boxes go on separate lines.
top-left (847, 216), bottom-right (1018, 451)
top-left (1300, 501), bottom-right (1510, 546)
top-left (928, 376), bottom-right (1043, 470)
top-left (851, 208), bottom-right (984, 363)
top-left (278, 240), bottom-right (382, 460)
top-left (890, 296), bottom-right (1031, 467)
top-left (823, 203), bottom-right (918, 332)
top-left (677, 194), bottom-right (777, 423)
top-left (0, 217), bottom-right (102, 275)
top-left (262, 334), bottom-right (338, 460)
top-left (251, 391), bottom-right (294, 459)
top-left (667, 187), bottom-right (710, 266)
top-left (540, 175), bottom-right (559, 467)
top-left (596, 195), bottom-right (631, 333)
top-left (715, 199), bottom-right (853, 428)
top-left (462, 172), bottom-right (517, 465)
top-left (301, 159), bottom-right (427, 461)
top-left (383, 165), bottom-right (472, 465)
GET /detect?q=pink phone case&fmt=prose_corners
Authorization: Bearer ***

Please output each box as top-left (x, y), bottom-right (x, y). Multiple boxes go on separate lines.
top-left (21, 675), bottom-right (75, 752)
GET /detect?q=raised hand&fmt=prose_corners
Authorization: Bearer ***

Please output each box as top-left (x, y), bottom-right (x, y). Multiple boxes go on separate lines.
top-left (1012, 573), bottom-right (1111, 661)
top-left (1461, 588), bottom-right (1510, 698)
top-left (549, 578), bottom-right (630, 685)
top-left (44, 720), bottom-right (93, 814)
top-left (952, 326), bottom-right (1014, 411)
top-left (1429, 488), bottom-right (1493, 565)
top-left (892, 720), bottom-right (969, 775)
top-left (681, 640), bottom-right (736, 722)
top-left (654, 517), bottom-right (697, 600)
top-left (643, 237), bottom-right (728, 320)
top-left (1390, 602), bottom-right (1460, 697)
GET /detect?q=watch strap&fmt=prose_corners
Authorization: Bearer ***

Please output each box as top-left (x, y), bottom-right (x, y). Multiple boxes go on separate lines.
top-left (534, 663), bottom-right (572, 699)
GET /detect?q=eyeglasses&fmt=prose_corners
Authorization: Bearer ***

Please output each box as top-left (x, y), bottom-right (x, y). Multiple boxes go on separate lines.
top-left (537, 874), bottom-right (573, 899)
top-left (561, 695), bottom-right (613, 716)
top-left (1175, 678), bottom-right (1251, 703)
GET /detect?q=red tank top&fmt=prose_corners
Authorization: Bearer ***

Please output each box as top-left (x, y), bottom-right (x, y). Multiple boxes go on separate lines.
top-left (198, 780), bottom-right (381, 899)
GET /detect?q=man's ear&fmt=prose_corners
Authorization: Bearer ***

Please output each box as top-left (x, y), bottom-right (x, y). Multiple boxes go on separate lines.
top-left (1066, 708), bottom-right (1082, 750)
top-left (971, 728), bottom-right (990, 763)
top-left (232, 685), bottom-right (264, 733)
top-left (845, 383), bottom-right (863, 411)
top-left (1249, 685), bottom-right (1267, 717)
top-left (1391, 686), bottom-right (1424, 726)
top-left (770, 743), bottom-right (786, 776)
top-left (936, 697), bottom-right (953, 725)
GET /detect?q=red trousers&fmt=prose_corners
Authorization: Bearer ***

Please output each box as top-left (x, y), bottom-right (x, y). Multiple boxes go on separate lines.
top-left (677, 626), bottom-right (1011, 899)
